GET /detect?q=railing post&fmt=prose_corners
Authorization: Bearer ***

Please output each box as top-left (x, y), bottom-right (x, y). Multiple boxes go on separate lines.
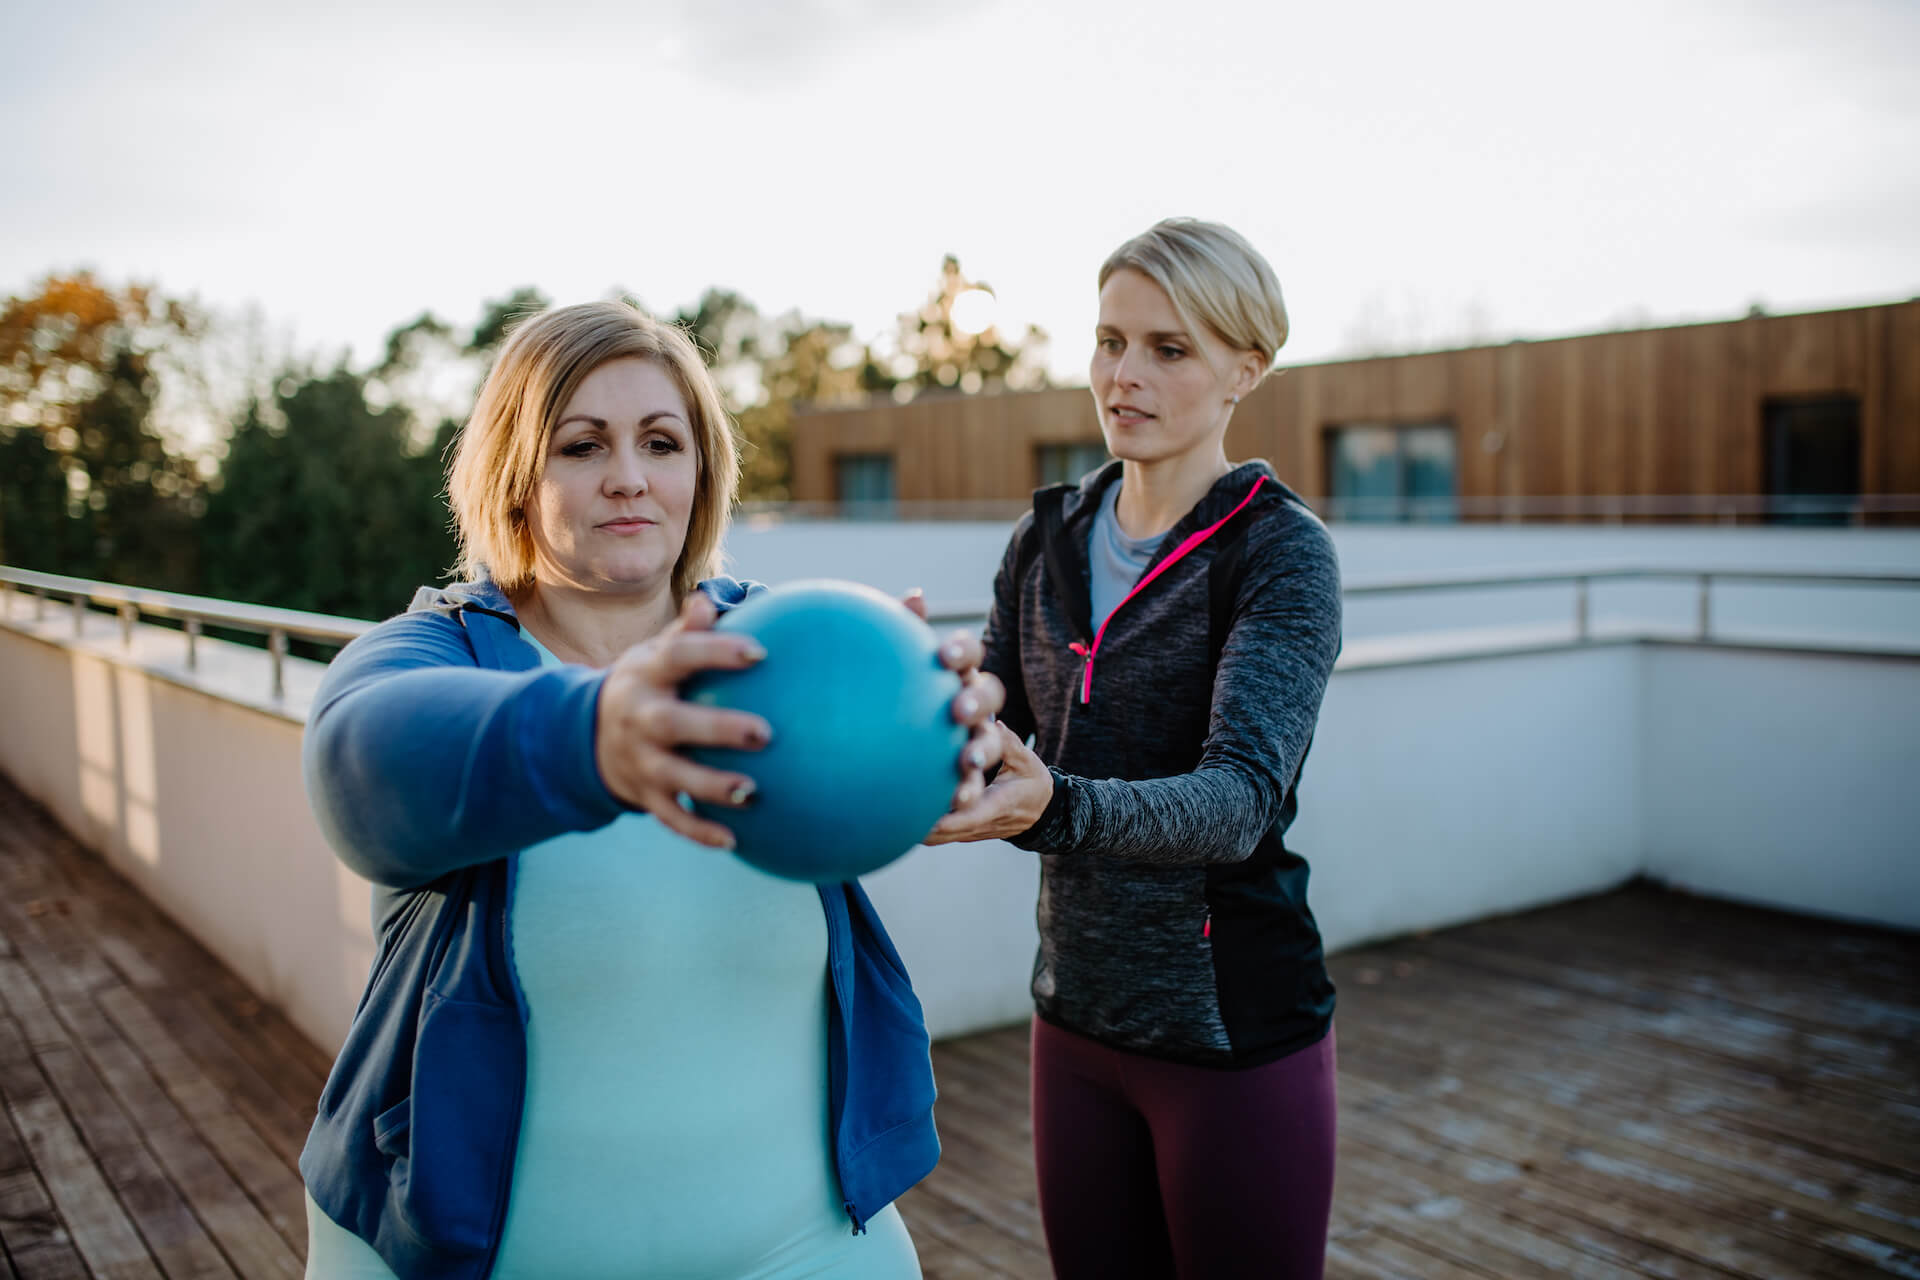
top-left (1574, 576), bottom-right (1590, 641)
top-left (119, 603), bottom-right (136, 648)
top-left (1, 580), bottom-right (10, 620)
top-left (34, 588), bottom-right (45, 622)
top-left (73, 595), bottom-right (86, 638)
top-left (1696, 574), bottom-right (1712, 641)
top-left (269, 628), bottom-right (288, 702)
top-left (185, 616), bottom-right (201, 671)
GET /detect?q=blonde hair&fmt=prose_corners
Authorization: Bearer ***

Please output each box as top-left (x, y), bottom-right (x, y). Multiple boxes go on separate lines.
top-left (1099, 218), bottom-right (1290, 376)
top-left (447, 300), bottom-right (739, 601)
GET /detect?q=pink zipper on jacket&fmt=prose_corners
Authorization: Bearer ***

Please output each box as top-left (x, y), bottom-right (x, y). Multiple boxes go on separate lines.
top-left (1068, 475), bottom-right (1268, 704)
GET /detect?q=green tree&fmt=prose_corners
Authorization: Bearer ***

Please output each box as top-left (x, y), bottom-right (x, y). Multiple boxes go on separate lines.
top-left (880, 256), bottom-right (1050, 401)
top-left (468, 287), bottom-right (553, 357)
top-left (0, 274), bottom-right (202, 584)
top-left (200, 366), bottom-right (455, 619)
top-left (0, 423), bottom-right (86, 573)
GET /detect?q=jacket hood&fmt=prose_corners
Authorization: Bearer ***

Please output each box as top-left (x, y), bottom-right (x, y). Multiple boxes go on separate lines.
top-left (409, 577), bottom-right (518, 625)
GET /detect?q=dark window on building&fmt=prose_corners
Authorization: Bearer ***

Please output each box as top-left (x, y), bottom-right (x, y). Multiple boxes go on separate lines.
top-left (1325, 422), bottom-right (1458, 522)
top-left (1036, 442), bottom-right (1110, 487)
top-left (1764, 395), bottom-right (1860, 524)
top-left (835, 453), bottom-right (896, 517)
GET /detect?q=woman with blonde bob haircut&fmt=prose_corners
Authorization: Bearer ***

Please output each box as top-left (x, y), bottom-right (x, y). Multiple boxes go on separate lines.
top-left (449, 301), bottom-right (737, 603)
top-left (932, 219), bottom-right (1343, 1278)
top-left (297, 299), bottom-right (1004, 1278)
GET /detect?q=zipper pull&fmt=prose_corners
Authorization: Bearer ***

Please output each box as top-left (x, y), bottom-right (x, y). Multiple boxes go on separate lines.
top-left (844, 1200), bottom-right (867, 1236)
top-left (1203, 914), bottom-right (1211, 939)
top-left (1068, 641), bottom-right (1092, 704)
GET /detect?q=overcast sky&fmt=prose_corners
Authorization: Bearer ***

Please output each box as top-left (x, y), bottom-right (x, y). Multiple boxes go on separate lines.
top-left (3, 0), bottom-right (1915, 383)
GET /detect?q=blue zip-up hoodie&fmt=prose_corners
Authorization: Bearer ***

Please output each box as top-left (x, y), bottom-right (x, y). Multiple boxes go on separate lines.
top-left (298, 577), bottom-right (940, 1280)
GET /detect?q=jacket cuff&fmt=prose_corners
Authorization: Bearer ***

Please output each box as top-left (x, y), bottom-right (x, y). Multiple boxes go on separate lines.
top-left (1011, 769), bottom-right (1076, 853)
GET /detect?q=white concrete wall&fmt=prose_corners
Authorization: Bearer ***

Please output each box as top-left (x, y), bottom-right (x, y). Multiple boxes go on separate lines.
top-left (1639, 644), bottom-right (1920, 928)
top-left (1297, 645), bottom-right (1646, 952)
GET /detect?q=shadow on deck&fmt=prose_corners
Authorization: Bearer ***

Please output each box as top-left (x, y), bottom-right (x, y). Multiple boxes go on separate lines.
top-left (1, 773), bottom-right (1915, 1278)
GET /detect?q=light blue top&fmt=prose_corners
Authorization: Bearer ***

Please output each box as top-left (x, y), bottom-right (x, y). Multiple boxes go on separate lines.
top-left (303, 631), bottom-right (919, 1279)
top-left (1089, 479), bottom-right (1163, 631)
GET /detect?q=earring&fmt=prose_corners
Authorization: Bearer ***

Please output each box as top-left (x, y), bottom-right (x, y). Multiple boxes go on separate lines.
top-left (1229, 395), bottom-right (1241, 406)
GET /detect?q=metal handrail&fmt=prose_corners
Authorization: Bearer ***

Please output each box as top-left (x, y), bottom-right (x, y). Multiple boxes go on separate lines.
top-left (0, 566), bottom-right (373, 703)
top-left (1339, 565), bottom-right (1920, 644)
top-left (5, 563), bottom-right (1918, 703)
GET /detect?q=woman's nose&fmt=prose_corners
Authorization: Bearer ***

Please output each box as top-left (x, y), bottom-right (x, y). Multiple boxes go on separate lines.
top-left (604, 446), bottom-right (650, 496)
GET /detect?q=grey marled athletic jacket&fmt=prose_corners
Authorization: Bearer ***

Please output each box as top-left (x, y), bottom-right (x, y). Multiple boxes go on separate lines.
top-left (982, 459), bottom-right (1342, 1067)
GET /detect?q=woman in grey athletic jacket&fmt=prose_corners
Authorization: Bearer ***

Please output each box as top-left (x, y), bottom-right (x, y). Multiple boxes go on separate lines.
top-left (928, 219), bottom-right (1343, 1279)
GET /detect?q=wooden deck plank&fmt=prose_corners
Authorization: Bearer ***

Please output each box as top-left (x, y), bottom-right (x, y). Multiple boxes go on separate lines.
top-left (0, 806), bottom-right (330, 1130)
top-left (1344, 976), bottom-right (1920, 1251)
top-left (94, 987), bottom-right (308, 1262)
top-left (0, 1013), bottom-right (153, 1279)
top-left (0, 812), bottom-right (309, 1265)
top-left (3, 767), bottom-right (1918, 1279)
top-left (0, 1067), bottom-right (91, 1280)
top-left (0, 872), bottom-right (300, 1279)
top-left (1340, 942), bottom-right (1920, 1171)
top-left (15, 939), bottom-right (298, 1278)
top-left (1447, 890), bottom-right (1920, 1043)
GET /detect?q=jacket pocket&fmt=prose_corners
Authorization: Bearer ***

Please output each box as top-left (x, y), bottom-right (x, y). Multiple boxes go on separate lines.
top-left (385, 988), bottom-right (523, 1256)
top-left (372, 1098), bottom-right (412, 1159)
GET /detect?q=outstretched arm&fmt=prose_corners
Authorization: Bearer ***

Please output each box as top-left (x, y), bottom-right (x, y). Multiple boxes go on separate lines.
top-left (304, 595), bottom-right (770, 888)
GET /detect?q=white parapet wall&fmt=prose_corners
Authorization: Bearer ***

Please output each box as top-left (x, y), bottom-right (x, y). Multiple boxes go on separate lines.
top-left (1637, 644), bottom-right (1920, 923)
top-left (2, 531), bottom-right (1918, 1055)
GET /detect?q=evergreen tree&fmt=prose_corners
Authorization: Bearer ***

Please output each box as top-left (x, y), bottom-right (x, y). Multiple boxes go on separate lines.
top-left (200, 367), bottom-right (454, 619)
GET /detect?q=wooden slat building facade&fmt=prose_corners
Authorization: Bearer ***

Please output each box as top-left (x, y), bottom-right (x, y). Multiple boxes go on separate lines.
top-left (790, 300), bottom-right (1920, 518)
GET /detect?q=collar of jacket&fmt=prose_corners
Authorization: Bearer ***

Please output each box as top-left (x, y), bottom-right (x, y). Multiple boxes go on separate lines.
top-left (1054, 458), bottom-right (1284, 554)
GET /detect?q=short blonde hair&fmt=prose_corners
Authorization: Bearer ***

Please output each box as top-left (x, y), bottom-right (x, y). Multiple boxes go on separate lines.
top-left (1099, 218), bottom-right (1290, 376)
top-left (447, 300), bottom-right (739, 601)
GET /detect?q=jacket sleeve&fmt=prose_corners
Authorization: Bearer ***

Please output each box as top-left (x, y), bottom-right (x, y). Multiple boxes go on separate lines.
top-left (979, 511), bottom-right (1037, 743)
top-left (301, 612), bottom-right (626, 889)
top-left (1012, 511), bottom-right (1342, 865)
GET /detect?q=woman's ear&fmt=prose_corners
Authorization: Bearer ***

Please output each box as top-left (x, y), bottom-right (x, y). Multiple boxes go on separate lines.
top-left (1228, 349), bottom-right (1266, 404)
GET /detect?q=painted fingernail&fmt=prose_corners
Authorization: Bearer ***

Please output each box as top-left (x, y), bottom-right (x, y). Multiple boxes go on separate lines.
top-left (728, 781), bottom-right (756, 807)
top-left (943, 640), bottom-right (966, 663)
top-left (741, 640), bottom-right (767, 662)
top-left (966, 745), bottom-right (988, 770)
top-left (747, 720), bottom-right (773, 747)
top-left (955, 693), bottom-right (979, 719)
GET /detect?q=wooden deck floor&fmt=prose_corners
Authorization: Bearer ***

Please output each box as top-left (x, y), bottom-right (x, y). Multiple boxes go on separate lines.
top-left (1, 773), bottom-right (1916, 1278)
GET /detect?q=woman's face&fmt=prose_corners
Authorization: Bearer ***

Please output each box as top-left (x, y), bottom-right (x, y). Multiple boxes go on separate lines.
top-left (1089, 267), bottom-right (1250, 468)
top-left (523, 356), bottom-right (700, 596)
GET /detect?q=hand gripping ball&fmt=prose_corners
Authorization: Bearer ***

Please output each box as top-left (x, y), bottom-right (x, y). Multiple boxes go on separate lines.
top-left (682, 580), bottom-right (968, 882)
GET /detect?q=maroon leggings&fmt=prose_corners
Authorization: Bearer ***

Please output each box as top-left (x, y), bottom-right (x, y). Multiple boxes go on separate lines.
top-left (1029, 1017), bottom-right (1337, 1280)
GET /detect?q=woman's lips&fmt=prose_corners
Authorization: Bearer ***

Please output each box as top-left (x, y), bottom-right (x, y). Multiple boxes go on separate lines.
top-left (597, 518), bottom-right (656, 534)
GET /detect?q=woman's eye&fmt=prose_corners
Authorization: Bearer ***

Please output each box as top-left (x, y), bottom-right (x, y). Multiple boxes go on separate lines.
top-left (1157, 345), bottom-right (1186, 361)
top-left (559, 439), bottom-right (599, 457)
top-left (1098, 337), bottom-right (1122, 354)
top-left (645, 437), bottom-right (683, 456)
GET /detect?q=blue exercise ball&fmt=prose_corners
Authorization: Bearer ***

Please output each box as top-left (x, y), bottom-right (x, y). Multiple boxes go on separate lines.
top-left (682, 579), bottom-right (967, 882)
